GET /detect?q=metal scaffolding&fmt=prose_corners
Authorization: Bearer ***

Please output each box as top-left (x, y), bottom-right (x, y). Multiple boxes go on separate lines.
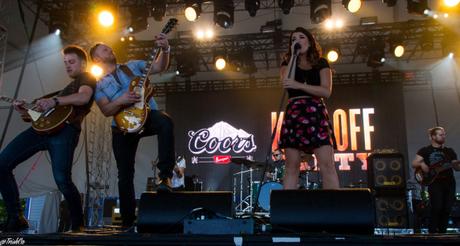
top-left (84, 106), bottom-right (114, 227)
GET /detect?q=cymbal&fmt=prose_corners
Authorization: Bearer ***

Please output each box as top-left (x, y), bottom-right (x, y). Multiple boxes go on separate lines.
top-left (231, 158), bottom-right (265, 168)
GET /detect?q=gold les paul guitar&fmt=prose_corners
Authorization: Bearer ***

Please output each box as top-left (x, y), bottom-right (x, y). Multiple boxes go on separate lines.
top-left (114, 18), bottom-right (178, 133)
top-left (0, 95), bottom-right (73, 134)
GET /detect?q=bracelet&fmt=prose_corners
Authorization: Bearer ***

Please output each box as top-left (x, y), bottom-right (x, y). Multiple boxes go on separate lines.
top-left (53, 97), bottom-right (60, 106)
top-left (162, 46), bottom-right (171, 54)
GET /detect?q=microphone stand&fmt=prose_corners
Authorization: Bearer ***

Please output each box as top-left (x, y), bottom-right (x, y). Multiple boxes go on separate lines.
top-left (251, 50), bottom-right (299, 215)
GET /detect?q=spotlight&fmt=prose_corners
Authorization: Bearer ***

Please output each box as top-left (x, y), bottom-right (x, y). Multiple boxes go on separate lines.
top-left (128, 36), bottom-right (135, 41)
top-left (215, 57), bottom-right (227, 70)
top-left (195, 30), bottom-right (205, 40)
top-left (389, 34), bottom-right (405, 58)
top-left (214, 1), bottom-right (234, 29)
top-left (128, 6), bottom-right (149, 33)
top-left (245, 0), bottom-right (260, 17)
top-left (185, 1), bottom-right (201, 22)
top-left (205, 29), bottom-right (214, 39)
top-left (311, 0), bottom-right (332, 24)
top-left (449, 52), bottom-right (454, 58)
top-left (442, 31), bottom-right (458, 56)
top-left (48, 13), bottom-right (68, 36)
top-left (366, 37), bottom-right (385, 68)
top-left (278, 0), bottom-right (294, 15)
top-left (407, 0), bottom-right (429, 15)
top-left (98, 10), bottom-right (114, 27)
top-left (327, 49), bottom-right (340, 62)
top-left (91, 65), bottom-right (104, 78)
top-left (433, 13), bottom-right (439, 19)
top-left (444, 13), bottom-right (449, 18)
top-left (444, 0), bottom-right (460, 7)
top-left (120, 37), bottom-right (126, 42)
top-left (343, 0), bottom-right (362, 13)
top-left (394, 45), bottom-right (405, 57)
top-left (382, 0), bottom-right (397, 7)
top-left (151, 0), bottom-right (167, 22)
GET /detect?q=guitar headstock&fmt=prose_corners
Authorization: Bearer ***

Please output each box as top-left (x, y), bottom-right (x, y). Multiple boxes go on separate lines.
top-left (161, 18), bottom-right (178, 35)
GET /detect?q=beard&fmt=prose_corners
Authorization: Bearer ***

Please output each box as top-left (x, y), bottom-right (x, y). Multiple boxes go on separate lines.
top-left (434, 138), bottom-right (445, 145)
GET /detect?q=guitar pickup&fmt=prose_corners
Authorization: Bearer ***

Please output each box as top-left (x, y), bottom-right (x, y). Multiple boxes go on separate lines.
top-left (43, 107), bottom-right (56, 117)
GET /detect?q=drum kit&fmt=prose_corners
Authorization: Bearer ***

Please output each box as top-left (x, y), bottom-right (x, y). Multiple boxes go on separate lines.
top-left (232, 157), bottom-right (320, 214)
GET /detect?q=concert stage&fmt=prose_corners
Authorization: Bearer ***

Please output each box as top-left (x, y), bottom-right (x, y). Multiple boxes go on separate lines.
top-left (2, 229), bottom-right (460, 245)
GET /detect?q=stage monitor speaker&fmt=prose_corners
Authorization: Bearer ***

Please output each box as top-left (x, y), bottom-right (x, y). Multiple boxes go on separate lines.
top-left (270, 189), bottom-right (375, 234)
top-left (137, 191), bottom-right (232, 233)
top-left (367, 153), bottom-right (406, 191)
top-left (375, 194), bottom-right (409, 228)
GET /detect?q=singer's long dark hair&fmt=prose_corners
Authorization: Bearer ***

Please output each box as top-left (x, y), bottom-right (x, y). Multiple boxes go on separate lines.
top-left (283, 27), bottom-right (322, 66)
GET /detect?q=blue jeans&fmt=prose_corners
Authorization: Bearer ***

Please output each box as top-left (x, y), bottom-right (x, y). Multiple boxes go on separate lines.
top-left (0, 124), bottom-right (83, 226)
top-left (111, 110), bottom-right (175, 226)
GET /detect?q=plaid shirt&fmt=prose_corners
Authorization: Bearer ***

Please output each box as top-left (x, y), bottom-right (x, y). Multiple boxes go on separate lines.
top-left (94, 60), bottom-right (158, 126)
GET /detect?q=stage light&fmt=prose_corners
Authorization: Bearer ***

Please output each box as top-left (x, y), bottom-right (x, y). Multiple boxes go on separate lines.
top-left (49, 13), bottom-right (68, 36)
top-left (91, 65), bottom-right (103, 78)
top-left (278, 0), bottom-right (294, 15)
top-left (444, 0), bottom-right (460, 7)
top-left (128, 36), bottom-right (135, 41)
top-left (98, 10), bottom-right (114, 27)
top-left (128, 6), bottom-right (149, 33)
top-left (389, 34), bottom-right (405, 58)
top-left (407, 0), bottom-right (429, 15)
top-left (433, 13), bottom-right (439, 19)
top-left (215, 57), bottom-right (227, 70)
top-left (335, 19), bottom-right (344, 28)
top-left (394, 45), bottom-right (405, 57)
top-left (449, 52), bottom-right (454, 58)
top-left (185, 1), bottom-right (201, 22)
top-left (195, 30), bottom-right (205, 40)
top-left (214, 1), bottom-right (234, 29)
top-left (151, 0), bottom-right (167, 21)
top-left (245, 0), bottom-right (260, 17)
top-left (343, 0), bottom-right (361, 13)
top-left (327, 50), bottom-right (339, 62)
top-left (382, 0), bottom-right (397, 7)
top-left (366, 37), bottom-right (385, 68)
top-left (311, 0), bottom-right (332, 24)
top-left (444, 13), bottom-right (449, 18)
top-left (120, 37), bottom-right (126, 42)
top-left (442, 31), bottom-right (458, 56)
top-left (325, 19), bottom-right (334, 29)
top-left (205, 29), bottom-right (214, 39)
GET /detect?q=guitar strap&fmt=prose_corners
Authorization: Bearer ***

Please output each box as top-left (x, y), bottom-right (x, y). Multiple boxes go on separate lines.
top-left (113, 64), bottom-right (135, 84)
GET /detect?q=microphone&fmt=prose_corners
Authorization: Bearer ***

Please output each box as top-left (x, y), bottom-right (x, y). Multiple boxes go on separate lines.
top-left (294, 43), bottom-right (301, 51)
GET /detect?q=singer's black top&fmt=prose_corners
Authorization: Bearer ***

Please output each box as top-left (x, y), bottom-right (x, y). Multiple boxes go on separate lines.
top-left (281, 57), bottom-right (330, 98)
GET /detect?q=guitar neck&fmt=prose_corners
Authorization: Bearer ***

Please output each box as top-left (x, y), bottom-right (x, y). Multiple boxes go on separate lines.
top-left (138, 47), bottom-right (161, 87)
top-left (0, 97), bottom-right (36, 110)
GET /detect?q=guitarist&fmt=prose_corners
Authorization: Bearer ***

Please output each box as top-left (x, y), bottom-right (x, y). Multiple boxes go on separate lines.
top-left (0, 45), bottom-right (96, 232)
top-left (412, 126), bottom-right (460, 233)
top-left (89, 33), bottom-right (174, 230)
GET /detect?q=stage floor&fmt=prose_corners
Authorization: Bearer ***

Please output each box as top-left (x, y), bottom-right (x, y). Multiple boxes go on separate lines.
top-left (1, 229), bottom-right (460, 245)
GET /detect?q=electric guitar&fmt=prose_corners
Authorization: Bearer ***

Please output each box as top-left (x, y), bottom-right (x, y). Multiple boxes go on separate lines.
top-left (415, 159), bottom-right (460, 186)
top-left (0, 95), bottom-right (73, 134)
top-left (114, 18), bottom-right (178, 133)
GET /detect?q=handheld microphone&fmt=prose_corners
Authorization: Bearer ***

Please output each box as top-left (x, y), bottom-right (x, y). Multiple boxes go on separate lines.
top-left (294, 43), bottom-right (301, 51)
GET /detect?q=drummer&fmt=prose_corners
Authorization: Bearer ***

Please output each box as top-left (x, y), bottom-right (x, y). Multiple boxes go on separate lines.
top-left (266, 149), bottom-right (286, 181)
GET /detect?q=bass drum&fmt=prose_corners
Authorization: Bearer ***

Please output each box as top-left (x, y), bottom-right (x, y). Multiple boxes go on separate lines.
top-left (258, 181), bottom-right (283, 211)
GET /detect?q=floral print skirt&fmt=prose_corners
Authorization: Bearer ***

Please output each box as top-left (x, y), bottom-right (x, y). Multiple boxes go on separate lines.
top-left (279, 97), bottom-right (337, 154)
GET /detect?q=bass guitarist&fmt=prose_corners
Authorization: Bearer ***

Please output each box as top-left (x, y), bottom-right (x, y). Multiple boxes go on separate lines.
top-left (412, 126), bottom-right (460, 233)
top-left (0, 45), bottom-right (95, 233)
top-left (89, 31), bottom-right (174, 230)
